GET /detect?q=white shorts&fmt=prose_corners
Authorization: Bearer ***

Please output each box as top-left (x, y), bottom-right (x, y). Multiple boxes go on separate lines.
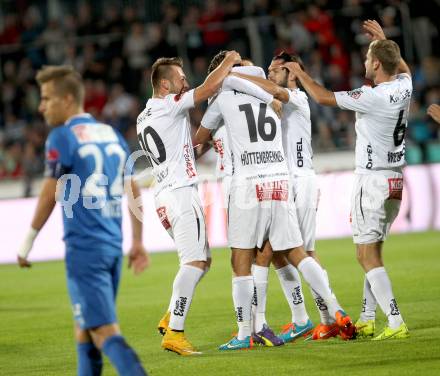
top-left (291, 174), bottom-right (319, 251)
top-left (227, 180), bottom-right (303, 250)
top-left (155, 186), bottom-right (210, 264)
top-left (351, 171), bottom-right (403, 244)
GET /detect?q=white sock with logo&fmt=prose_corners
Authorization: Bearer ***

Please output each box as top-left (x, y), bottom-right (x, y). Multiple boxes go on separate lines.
top-left (297, 257), bottom-right (341, 318)
top-left (366, 267), bottom-right (403, 329)
top-left (232, 276), bottom-right (254, 340)
top-left (168, 265), bottom-right (204, 331)
top-left (252, 265), bottom-right (269, 333)
top-left (311, 268), bottom-right (336, 324)
top-left (359, 275), bottom-right (377, 322)
top-left (275, 264), bottom-right (310, 326)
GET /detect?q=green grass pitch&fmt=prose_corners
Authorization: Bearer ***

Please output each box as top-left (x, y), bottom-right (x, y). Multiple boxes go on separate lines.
top-left (1, 231), bottom-right (439, 375)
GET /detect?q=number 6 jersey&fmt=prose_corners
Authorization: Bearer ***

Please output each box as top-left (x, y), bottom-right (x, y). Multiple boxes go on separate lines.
top-left (136, 89), bottom-right (198, 195)
top-left (334, 73), bottom-right (412, 173)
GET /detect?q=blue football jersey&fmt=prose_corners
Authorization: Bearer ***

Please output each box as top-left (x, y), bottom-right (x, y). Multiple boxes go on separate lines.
top-left (44, 113), bottom-right (133, 254)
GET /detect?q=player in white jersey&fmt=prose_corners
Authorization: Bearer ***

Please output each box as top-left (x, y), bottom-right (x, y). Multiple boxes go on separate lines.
top-left (136, 52), bottom-right (241, 355)
top-left (229, 52), bottom-right (353, 342)
top-left (195, 51), bottom-right (355, 350)
top-left (287, 20), bottom-right (412, 340)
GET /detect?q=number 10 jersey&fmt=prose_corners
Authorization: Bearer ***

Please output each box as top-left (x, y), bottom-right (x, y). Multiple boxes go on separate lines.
top-left (136, 89), bottom-right (198, 195)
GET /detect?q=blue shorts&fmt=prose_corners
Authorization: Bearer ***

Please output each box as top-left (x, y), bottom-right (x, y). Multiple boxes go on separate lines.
top-left (65, 249), bottom-right (122, 330)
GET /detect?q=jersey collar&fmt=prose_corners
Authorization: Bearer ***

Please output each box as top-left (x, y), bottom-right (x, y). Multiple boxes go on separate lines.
top-left (64, 113), bottom-right (95, 127)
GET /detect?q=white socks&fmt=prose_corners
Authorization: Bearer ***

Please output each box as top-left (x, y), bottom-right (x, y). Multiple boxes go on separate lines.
top-left (275, 264), bottom-right (310, 326)
top-left (252, 265), bottom-right (269, 333)
top-left (297, 257), bottom-right (341, 318)
top-left (367, 267), bottom-right (403, 329)
top-left (359, 275), bottom-right (377, 322)
top-left (168, 265), bottom-right (204, 331)
top-left (308, 268), bottom-right (335, 325)
top-left (232, 276), bottom-right (254, 340)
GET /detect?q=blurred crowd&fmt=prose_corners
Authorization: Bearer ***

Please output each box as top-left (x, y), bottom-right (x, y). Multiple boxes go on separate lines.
top-left (1, 0), bottom-right (439, 193)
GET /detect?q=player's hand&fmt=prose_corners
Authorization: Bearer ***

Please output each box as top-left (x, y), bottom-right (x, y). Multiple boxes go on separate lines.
top-left (271, 99), bottom-right (283, 119)
top-left (225, 50), bottom-right (241, 66)
top-left (128, 242), bottom-right (150, 275)
top-left (17, 256), bottom-right (32, 268)
top-left (363, 20), bottom-right (386, 41)
top-left (427, 104), bottom-right (440, 124)
top-left (283, 62), bottom-right (302, 74)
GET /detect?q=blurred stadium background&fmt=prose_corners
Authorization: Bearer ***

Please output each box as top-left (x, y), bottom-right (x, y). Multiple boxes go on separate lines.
top-left (0, 0), bottom-right (439, 263)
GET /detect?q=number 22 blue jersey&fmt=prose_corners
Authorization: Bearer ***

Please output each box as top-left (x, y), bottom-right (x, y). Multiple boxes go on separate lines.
top-left (45, 113), bottom-right (133, 254)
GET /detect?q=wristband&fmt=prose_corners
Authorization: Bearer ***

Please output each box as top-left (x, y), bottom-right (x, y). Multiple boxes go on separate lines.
top-left (17, 228), bottom-right (38, 259)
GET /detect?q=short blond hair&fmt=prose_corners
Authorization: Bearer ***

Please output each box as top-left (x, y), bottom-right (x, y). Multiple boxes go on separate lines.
top-left (36, 65), bottom-right (85, 105)
top-left (369, 40), bottom-right (401, 75)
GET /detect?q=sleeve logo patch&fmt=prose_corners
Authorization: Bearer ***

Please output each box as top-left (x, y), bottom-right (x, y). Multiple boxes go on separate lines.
top-left (46, 148), bottom-right (59, 161)
top-left (347, 89), bottom-right (363, 99)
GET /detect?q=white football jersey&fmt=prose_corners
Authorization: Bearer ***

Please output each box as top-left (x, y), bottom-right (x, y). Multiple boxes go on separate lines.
top-left (282, 88), bottom-right (314, 176)
top-left (335, 73), bottom-right (412, 173)
top-left (136, 89), bottom-right (197, 194)
top-left (202, 90), bottom-right (288, 185)
top-left (212, 124), bottom-right (232, 178)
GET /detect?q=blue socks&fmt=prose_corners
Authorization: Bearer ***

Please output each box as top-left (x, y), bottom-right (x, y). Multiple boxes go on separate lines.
top-left (102, 335), bottom-right (147, 376)
top-left (77, 342), bottom-right (103, 376)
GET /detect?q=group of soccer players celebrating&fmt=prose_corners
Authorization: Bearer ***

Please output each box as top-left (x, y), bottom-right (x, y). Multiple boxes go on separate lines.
top-left (17, 18), bottom-right (412, 375)
top-left (137, 19), bottom-right (411, 355)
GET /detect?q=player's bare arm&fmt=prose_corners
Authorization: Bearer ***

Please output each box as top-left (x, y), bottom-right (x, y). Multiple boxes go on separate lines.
top-left (126, 178), bottom-right (149, 275)
top-left (363, 19), bottom-right (411, 75)
top-left (230, 72), bottom-right (289, 103)
top-left (193, 51), bottom-right (241, 105)
top-left (285, 62), bottom-right (337, 107)
top-left (17, 177), bottom-right (58, 267)
top-left (193, 142), bottom-right (213, 160)
top-left (194, 126), bottom-right (213, 145)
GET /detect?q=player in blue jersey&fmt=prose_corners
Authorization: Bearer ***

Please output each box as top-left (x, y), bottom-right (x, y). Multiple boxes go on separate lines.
top-left (17, 66), bottom-right (149, 376)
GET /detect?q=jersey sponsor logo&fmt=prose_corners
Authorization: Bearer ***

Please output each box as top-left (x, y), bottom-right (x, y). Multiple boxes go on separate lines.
top-left (388, 178), bottom-right (403, 200)
top-left (183, 144), bottom-right (196, 178)
top-left (389, 89), bottom-right (411, 104)
top-left (366, 144), bottom-right (373, 169)
top-left (240, 150), bottom-right (284, 166)
top-left (156, 206), bottom-right (171, 230)
top-left (255, 180), bottom-right (289, 202)
top-left (46, 148), bottom-right (59, 161)
top-left (72, 124), bottom-right (118, 144)
top-left (155, 167), bottom-right (169, 183)
top-left (296, 138), bottom-right (304, 167)
top-left (388, 150), bottom-right (404, 163)
top-left (346, 89), bottom-right (363, 99)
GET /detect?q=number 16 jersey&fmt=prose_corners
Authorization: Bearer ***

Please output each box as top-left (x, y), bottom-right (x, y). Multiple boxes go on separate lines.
top-left (136, 89), bottom-right (197, 195)
top-left (202, 90), bottom-right (288, 186)
top-left (334, 73), bottom-right (412, 174)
